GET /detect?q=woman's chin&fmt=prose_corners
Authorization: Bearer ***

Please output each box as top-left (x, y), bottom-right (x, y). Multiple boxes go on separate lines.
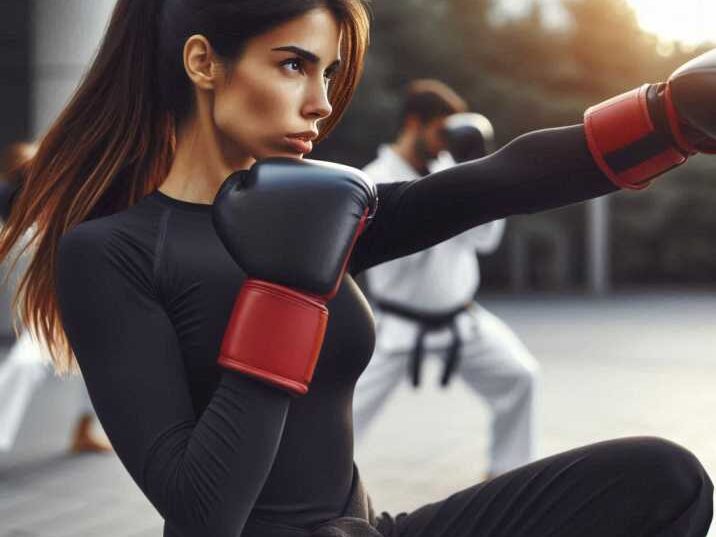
top-left (259, 151), bottom-right (305, 161)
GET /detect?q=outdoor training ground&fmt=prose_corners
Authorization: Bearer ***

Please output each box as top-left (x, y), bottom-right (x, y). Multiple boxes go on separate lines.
top-left (2, 292), bottom-right (716, 536)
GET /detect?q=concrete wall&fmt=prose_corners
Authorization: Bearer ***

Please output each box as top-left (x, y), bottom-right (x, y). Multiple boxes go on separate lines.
top-left (0, 1), bottom-right (116, 338)
top-left (31, 0), bottom-right (116, 136)
top-left (0, 2), bottom-right (32, 150)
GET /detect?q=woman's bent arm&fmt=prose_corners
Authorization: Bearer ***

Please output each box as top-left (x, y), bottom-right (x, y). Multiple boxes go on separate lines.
top-left (57, 224), bottom-right (290, 537)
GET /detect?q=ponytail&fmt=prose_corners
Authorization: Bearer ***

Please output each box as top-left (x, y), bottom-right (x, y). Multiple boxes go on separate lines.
top-left (0, 0), bottom-right (370, 373)
top-left (0, 0), bottom-right (174, 372)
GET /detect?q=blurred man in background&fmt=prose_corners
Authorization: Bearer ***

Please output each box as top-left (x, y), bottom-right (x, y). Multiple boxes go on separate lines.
top-left (0, 142), bottom-right (110, 454)
top-left (354, 80), bottom-right (539, 478)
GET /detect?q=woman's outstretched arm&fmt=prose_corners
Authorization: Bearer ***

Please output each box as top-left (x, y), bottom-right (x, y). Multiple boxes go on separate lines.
top-left (352, 48), bottom-right (716, 274)
top-left (351, 124), bottom-right (615, 273)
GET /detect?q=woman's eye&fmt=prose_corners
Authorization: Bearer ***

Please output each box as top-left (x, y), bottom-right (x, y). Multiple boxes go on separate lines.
top-left (323, 68), bottom-right (338, 85)
top-left (282, 58), bottom-right (304, 73)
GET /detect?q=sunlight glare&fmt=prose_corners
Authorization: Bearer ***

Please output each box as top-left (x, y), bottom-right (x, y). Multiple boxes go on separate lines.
top-left (625, 0), bottom-right (716, 46)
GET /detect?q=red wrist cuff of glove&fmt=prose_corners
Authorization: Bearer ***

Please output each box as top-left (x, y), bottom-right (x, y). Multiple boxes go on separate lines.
top-left (218, 279), bottom-right (328, 395)
top-left (584, 84), bottom-right (688, 190)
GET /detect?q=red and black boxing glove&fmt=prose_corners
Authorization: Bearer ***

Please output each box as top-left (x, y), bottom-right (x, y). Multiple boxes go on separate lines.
top-left (212, 158), bottom-right (377, 395)
top-left (584, 48), bottom-right (716, 189)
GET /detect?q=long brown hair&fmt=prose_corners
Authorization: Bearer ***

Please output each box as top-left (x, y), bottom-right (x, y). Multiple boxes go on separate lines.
top-left (0, 0), bottom-right (371, 373)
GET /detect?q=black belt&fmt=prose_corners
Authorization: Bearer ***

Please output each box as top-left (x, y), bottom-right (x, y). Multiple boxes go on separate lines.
top-left (376, 300), bottom-right (470, 387)
top-left (242, 467), bottom-right (382, 537)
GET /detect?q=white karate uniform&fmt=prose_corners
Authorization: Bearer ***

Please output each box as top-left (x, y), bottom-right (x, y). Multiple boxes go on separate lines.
top-left (353, 146), bottom-right (539, 475)
top-left (0, 230), bottom-right (94, 451)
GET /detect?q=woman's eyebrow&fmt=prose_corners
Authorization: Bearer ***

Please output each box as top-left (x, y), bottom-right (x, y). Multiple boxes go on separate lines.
top-left (272, 45), bottom-right (339, 66)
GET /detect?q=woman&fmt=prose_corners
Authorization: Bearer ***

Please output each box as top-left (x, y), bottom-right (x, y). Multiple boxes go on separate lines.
top-left (0, 1), bottom-right (712, 536)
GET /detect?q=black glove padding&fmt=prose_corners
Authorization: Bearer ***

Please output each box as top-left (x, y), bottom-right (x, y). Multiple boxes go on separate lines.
top-left (444, 113), bottom-right (495, 163)
top-left (213, 158), bottom-right (377, 297)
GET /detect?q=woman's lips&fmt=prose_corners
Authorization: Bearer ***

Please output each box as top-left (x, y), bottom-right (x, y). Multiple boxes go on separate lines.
top-left (284, 135), bottom-right (314, 155)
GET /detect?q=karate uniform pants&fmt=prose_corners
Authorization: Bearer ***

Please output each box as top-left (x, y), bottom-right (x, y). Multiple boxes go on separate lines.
top-left (0, 331), bottom-right (94, 451)
top-left (354, 305), bottom-right (539, 475)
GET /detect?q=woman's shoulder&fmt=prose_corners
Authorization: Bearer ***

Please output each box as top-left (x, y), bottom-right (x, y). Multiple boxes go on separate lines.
top-left (58, 195), bottom-right (168, 271)
top-left (55, 199), bottom-right (171, 313)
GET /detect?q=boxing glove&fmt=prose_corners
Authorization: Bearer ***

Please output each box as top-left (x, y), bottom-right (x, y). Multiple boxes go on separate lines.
top-left (443, 112), bottom-right (495, 163)
top-left (584, 48), bottom-right (716, 189)
top-left (213, 158), bottom-right (377, 395)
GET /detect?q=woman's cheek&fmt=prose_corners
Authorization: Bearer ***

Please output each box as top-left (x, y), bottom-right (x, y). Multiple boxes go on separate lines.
top-left (263, 77), bottom-right (301, 113)
top-left (211, 107), bottom-right (256, 157)
top-left (213, 95), bottom-right (242, 134)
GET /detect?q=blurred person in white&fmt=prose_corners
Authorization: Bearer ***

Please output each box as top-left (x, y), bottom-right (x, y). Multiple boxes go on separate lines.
top-left (353, 80), bottom-right (539, 478)
top-left (0, 142), bottom-right (110, 453)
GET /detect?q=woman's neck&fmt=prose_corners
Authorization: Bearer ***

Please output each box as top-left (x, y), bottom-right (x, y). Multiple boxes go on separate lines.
top-left (160, 115), bottom-right (254, 205)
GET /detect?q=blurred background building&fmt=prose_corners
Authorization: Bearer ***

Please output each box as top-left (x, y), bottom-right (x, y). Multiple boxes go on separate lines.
top-left (0, 1), bottom-right (117, 464)
top-left (0, 1), bottom-right (115, 337)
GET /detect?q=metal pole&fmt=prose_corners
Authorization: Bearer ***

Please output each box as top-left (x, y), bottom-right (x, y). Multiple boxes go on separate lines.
top-left (586, 196), bottom-right (610, 295)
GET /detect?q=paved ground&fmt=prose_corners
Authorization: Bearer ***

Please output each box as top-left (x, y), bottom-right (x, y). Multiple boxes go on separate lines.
top-left (2, 291), bottom-right (716, 536)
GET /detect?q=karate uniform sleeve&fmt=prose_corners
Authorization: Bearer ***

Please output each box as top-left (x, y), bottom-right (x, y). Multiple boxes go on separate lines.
top-left (56, 223), bottom-right (290, 537)
top-left (453, 219), bottom-right (506, 254)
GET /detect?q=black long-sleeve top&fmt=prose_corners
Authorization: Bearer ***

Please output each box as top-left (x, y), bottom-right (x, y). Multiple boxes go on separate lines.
top-left (56, 126), bottom-right (617, 537)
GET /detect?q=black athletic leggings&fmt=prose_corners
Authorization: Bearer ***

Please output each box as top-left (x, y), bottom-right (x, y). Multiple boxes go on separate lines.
top-left (242, 437), bottom-right (712, 536)
top-left (376, 437), bottom-right (712, 537)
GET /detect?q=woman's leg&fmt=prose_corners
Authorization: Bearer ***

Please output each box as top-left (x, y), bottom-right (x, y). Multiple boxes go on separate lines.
top-left (377, 437), bottom-right (712, 537)
top-left (0, 332), bottom-right (49, 451)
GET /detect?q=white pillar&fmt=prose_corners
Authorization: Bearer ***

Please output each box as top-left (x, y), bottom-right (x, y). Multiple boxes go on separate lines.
top-left (31, 0), bottom-right (116, 137)
top-left (586, 196), bottom-right (610, 295)
top-left (0, 1), bottom-right (116, 338)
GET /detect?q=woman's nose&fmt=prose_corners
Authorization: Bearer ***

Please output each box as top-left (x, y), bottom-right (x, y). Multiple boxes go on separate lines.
top-left (303, 79), bottom-right (333, 120)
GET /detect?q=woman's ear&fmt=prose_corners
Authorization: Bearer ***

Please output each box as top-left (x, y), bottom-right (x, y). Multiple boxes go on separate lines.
top-left (183, 34), bottom-right (222, 90)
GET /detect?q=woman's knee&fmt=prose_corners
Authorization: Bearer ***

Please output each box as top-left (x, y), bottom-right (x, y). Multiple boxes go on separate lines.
top-left (607, 437), bottom-right (712, 515)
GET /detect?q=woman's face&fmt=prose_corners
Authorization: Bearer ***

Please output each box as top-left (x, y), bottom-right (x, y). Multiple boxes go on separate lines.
top-left (212, 8), bottom-right (342, 162)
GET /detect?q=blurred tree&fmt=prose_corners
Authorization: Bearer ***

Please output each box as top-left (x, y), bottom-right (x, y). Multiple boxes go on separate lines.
top-left (562, 0), bottom-right (654, 96)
